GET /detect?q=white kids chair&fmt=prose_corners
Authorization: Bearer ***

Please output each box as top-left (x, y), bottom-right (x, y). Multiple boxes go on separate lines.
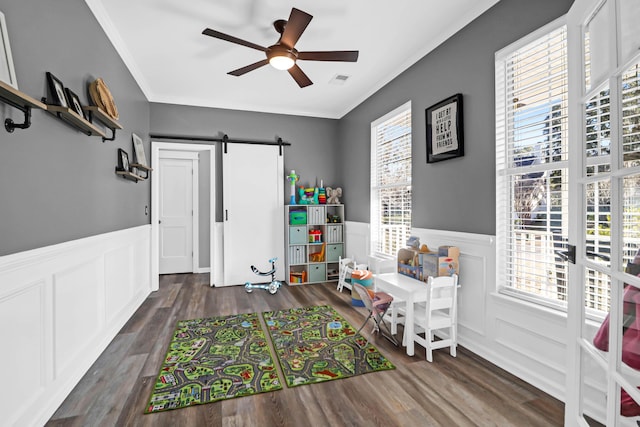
top-left (393, 274), bottom-right (458, 362)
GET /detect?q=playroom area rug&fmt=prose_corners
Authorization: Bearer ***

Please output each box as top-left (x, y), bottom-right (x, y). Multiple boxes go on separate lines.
top-left (145, 312), bottom-right (282, 414)
top-left (262, 305), bottom-right (395, 387)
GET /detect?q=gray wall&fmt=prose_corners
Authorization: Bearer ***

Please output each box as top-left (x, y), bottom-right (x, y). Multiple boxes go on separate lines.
top-left (0, 0), bottom-right (150, 256)
top-left (0, 0), bottom-right (573, 257)
top-left (338, 0), bottom-right (573, 235)
top-left (149, 103), bottom-right (340, 223)
top-left (198, 151), bottom-right (211, 267)
top-left (150, 104), bottom-right (339, 269)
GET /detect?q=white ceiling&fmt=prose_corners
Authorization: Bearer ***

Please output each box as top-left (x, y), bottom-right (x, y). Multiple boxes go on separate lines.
top-left (85, 0), bottom-right (499, 119)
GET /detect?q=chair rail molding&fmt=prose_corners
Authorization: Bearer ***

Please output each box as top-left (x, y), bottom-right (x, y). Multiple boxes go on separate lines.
top-left (0, 225), bottom-right (152, 427)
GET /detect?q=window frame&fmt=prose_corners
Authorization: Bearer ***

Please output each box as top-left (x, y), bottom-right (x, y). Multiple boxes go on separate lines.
top-left (495, 16), bottom-right (571, 310)
top-left (370, 100), bottom-right (412, 258)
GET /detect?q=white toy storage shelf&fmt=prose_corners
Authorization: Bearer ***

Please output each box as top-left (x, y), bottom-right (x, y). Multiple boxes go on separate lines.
top-left (285, 204), bottom-right (345, 285)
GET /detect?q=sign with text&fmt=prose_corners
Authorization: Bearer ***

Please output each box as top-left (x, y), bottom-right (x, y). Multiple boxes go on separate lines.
top-left (426, 94), bottom-right (464, 163)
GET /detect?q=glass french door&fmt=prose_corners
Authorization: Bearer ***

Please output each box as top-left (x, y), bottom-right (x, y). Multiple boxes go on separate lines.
top-left (566, 0), bottom-right (640, 425)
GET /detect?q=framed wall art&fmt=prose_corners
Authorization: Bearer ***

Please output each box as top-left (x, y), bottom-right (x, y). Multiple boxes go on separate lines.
top-left (426, 93), bottom-right (464, 163)
top-left (64, 87), bottom-right (85, 119)
top-left (117, 148), bottom-right (130, 172)
top-left (131, 133), bottom-right (147, 167)
top-left (45, 72), bottom-right (68, 107)
top-left (0, 10), bottom-right (18, 89)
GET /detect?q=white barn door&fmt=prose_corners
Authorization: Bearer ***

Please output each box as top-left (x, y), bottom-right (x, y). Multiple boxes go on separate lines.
top-left (221, 144), bottom-right (284, 286)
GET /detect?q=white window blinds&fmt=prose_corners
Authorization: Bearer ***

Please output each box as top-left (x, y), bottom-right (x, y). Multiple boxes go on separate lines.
top-left (496, 22), bottom-right (570, 304)
top-left (371, 102), bottom-right (412, 257)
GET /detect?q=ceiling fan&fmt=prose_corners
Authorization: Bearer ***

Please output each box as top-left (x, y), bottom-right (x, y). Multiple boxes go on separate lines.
top-left (202, 7), bottom-right (359, 88)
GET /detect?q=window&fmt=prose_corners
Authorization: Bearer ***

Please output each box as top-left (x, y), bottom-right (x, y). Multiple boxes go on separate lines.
top-left (370, 101), bottom-right (412, 257)
top-left (495, 20), bottom-right (569, 306)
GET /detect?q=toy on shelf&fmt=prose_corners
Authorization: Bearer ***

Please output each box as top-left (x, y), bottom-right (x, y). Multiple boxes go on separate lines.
top-left (326, 187), bottom-right (342, 204)
top-left (309, 229), bottom-right (322, 243)
top-left (328, 214), bottom-right (341, 223)
top-left (318, 179), bottom-right (327, 204)
top-left (318, 187), bottom-right (326, 204)
top-left (245, 257), bottom-right (282, 294)
top-left (298, 186), bottom-right (318, 204)
top-left (289, 270), bottom-right (307, 283)
top-left (287, 170), bottom-right (299, 204)
top-left (309, 243), bottom-right (326, 262)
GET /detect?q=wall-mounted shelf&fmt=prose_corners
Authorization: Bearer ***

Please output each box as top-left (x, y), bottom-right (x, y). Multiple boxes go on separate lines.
top-left (0, 80), bottom-right (46, 132)
top-left (116, 168), bottom-right (147, 182)
top-left (130, 163), bottom-right (152, 180)
top-left (45, 103), bottom-right (108, 139)
top-left (83, 106), bottom-right (122, 142)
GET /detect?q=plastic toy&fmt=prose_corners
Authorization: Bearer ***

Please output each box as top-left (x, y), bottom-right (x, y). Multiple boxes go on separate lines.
top-left (318, 187), bottom-right (327, 204)
top-left (245, 257), bottom-right (282, 294)
top-left (326, 187), bottom-right (342, 204)
top-left (298, 186), bottom-right (318, 204)
top-left (287, 170), bottom-right (299, 204)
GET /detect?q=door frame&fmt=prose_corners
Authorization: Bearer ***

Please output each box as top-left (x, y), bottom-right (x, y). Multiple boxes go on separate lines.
top-left (151, 141), bottom-right (216, 290)
top-left (565, 0), bottom-right (640, 424)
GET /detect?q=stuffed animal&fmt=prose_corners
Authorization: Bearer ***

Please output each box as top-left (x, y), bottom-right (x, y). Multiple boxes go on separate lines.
top-left (326, 187), bottom-right (342, 204)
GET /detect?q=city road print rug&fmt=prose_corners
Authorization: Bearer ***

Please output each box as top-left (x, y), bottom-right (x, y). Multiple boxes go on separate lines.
top-left (145, 312), bottom-right (282, 413)
top-left (262, 305), bottom-right (395, 387)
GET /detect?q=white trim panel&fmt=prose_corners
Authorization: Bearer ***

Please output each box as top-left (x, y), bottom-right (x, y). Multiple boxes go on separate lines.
top-left (0, 225), bottom-right (152, 427)
top-left (347, 222), bottom-right (570, 403)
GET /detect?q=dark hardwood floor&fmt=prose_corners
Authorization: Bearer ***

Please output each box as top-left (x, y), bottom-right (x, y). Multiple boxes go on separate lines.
top-left (46, 273), bottom-right (565, 426)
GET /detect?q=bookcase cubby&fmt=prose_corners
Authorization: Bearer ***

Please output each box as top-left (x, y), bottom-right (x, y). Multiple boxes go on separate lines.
top-left (285, 204), bottom-right (345, 285)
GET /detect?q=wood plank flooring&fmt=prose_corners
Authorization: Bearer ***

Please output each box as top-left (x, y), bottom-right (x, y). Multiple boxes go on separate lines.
top-left (47, 273), bottom-right (566, 426)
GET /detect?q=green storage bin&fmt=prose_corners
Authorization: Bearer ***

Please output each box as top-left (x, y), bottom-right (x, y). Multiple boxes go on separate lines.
top-left (289, 226), bottom-right (307, 244)
top-left (289, 210), bottom-right (307, 225)
top-left (326, 243), bottom-right (343, 262)
top-left (308, 263), bottom-right (326, 282)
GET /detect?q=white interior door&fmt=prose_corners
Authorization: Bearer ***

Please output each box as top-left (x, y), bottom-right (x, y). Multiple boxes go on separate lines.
top-left (159, 156), bottom-right (195, 274)
top-left (222, 143), bottom-right (284, 286)
top-left (566, 0), bottom-right (640, 425)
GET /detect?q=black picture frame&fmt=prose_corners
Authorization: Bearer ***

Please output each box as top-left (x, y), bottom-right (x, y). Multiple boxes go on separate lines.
top-left (45, 72), bottom-right (68, 107)
top-left (64, 87), bottom-right (85, 119)
top-left (117, 148), bottom-right (130, 172)
top-left (426, 93), bottom-right (464, 163)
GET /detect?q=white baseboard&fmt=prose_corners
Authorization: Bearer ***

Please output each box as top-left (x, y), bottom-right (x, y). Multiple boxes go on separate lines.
top-left (0, 225), bottom-right (152, 427)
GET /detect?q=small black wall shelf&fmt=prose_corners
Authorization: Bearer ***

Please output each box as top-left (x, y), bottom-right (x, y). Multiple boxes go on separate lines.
top-left (0, 80), bottom-right (46, 132)
top-left (116, 168), bottom-right (148, 182)
top-left (130, 163), bottom-right (152, 180)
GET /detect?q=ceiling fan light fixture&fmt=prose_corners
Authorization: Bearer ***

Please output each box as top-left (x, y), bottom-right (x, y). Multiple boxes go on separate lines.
top-left (269, 55), bottom-right (295, 70)
top-left (267, 46), bottom-right (296, 70)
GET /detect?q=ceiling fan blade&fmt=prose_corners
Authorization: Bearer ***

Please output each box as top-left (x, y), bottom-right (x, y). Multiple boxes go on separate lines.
top-left (202, 28), bottom-right (267, 52)
top-left (298, 50), bottom-right (359, 62)
top-left (228, 59), bottom-right (270, 76)
top-left (288, 64), bottom-right (313, 88)
top-left (280, 8), bottom-right (313, 49)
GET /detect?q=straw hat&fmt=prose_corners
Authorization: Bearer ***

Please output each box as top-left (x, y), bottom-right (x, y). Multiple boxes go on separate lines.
top-left (89, 78), bottom-right (119, 120)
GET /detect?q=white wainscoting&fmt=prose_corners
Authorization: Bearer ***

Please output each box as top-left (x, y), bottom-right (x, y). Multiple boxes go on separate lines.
top-left (346, 222), bottom-right (569, 403)
top-left (0, 225), bottom-right (152, 427)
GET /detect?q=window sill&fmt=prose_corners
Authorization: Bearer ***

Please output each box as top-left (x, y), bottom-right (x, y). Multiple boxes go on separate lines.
top-left (492, 288), bottom-right (567, 318)
top-left (492, 287), bottom-right (607, 325)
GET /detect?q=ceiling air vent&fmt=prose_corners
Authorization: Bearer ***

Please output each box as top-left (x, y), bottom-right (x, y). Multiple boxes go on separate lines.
top-left (329, 74), bottom-right (350, 85)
